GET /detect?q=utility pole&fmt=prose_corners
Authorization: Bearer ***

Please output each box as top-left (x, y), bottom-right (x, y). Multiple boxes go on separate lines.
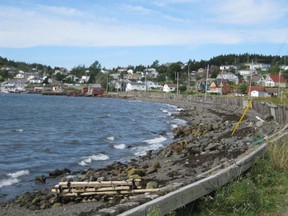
top-left (278, 70), bottom-right (281, 100)
top-left (205, 65), bottom-right (209, 101)
top-left (106, 75), bottom-right (109, 93)
top-left (249, 60), bottom-right (253, 98)
top-left (176, 72), bottom-right (179, 94)
top-left (187, 62), bottom-right (190, 91)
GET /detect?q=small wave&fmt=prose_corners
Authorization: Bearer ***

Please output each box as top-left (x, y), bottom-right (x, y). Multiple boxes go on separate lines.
top-left (171, 124), bottom-right (178, 129)
top-left (7, 170), bottom-right (30, 178)
top-left (12, 128), bottom-right (24, 132)
top-left (113, 144), bottom-right (126, 149)
top-left (133, 143), bottom-right (164, 157)
top-left (176, 108), bottom-right (184, 112)
top-left (107, 136), bottom-right (115, 141)
top-left (171, 118), bottom-right (187, 126)
top-left (78, 153), bottom-right (109, 166)
top-left (0, 170), bottom-right (30, 188)
top-left (0, 178), bottom-right (19, 188)
top-left (144, 136), bottom-right (167, 145)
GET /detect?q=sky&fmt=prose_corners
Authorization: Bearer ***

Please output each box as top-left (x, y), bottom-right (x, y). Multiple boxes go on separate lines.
top-left (0, 0), bottom-right (288, 70)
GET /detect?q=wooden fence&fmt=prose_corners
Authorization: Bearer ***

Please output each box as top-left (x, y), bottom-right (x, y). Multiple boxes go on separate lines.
top-left (116, 92), bottom-right (288, 125)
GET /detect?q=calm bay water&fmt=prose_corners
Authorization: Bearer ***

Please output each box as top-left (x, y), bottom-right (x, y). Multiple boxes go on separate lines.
top-left (0, 93), bottom-right (185, 202)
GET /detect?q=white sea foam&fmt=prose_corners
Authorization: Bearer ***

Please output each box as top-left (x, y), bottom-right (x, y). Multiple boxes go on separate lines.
top-left (7, 170), bottom-right (30, 178)
top-left (133, 143), bottom-right (164, 157)
top-left (113, 144), bottom-right (126, 149)
top-left (78, 153), bottom-right (109, 166)
top-left (0, 178), bottom-right (19, 188)
top-left (176, 108), bottom-right (184, 112)
top-left (171, 118), bottom-right (186, 126)
top-left (107, 136), bottom-right (115, 141)
top-left (144, 136), bottom-right (167, 145)
top-left (0, 170), bottom-right (30, 188)
top-left (12, 128), bottom-right (24, 132)
top-left (171, 124), bottom-right (178, 129)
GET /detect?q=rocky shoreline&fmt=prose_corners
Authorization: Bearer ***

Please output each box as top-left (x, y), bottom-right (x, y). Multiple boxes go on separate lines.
top-left (0, 96), bottom-right (281, 216)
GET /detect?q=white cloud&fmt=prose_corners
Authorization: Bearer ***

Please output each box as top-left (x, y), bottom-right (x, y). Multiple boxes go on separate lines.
top-left (125, 5), bottom-right (155, 15)
top-left (211, 0), bottom-right (288, 25)
top-left (0, 2), bottom-right (287, 49)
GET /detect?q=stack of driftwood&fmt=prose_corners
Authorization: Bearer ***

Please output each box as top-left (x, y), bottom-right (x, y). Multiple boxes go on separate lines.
top-left (51, 179), bottom-right (160, 197)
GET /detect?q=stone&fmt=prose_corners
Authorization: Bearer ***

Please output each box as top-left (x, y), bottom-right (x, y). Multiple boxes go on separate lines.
top-left (146, 181), bottom-right (158, 189)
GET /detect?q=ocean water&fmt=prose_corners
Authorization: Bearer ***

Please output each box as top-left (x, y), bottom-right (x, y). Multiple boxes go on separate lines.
top-left (0, 93), bottom-right (186, 202)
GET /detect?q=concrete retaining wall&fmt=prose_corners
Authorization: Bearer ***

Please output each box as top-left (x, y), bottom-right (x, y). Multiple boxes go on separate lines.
top-left (119, 144), bottom-right (268, 216)
top-left (113, 92), bottom-right (288, 215)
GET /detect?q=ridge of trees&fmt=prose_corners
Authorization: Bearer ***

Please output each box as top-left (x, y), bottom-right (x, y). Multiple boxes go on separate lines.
top-left (1, 53), bottom-right (287, 84)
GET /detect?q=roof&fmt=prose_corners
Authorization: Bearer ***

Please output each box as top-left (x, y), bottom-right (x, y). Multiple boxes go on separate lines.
top-left (164, 83), bottom-right (177, 88)
top-left (269, 74), bottom-right (287, 83)
top-left (248, 86), bottom-right (265, 93)
top-left (265, 88), bottom-right (278, 93)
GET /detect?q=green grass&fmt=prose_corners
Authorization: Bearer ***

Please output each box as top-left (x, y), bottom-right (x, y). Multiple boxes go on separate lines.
top-left (183, 140), bottom-right (288, 216)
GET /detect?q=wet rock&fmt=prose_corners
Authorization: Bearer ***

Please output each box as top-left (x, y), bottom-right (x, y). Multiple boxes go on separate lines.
top-left (35, 175), bottom-right (46, 184)
top-left (49, 168), bottom-right (71, 177)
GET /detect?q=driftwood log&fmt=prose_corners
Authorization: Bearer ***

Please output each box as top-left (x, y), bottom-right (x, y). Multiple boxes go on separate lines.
top-left (51, 179), bottom-right (160, 198)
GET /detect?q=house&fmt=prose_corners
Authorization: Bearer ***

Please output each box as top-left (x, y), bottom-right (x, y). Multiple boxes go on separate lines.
top-left (28, 77), bottom-right (42, 84)
top-left (247, 86), bottom-right (265, 97)
top-left (163, 84), bottom-right (177, 93)
top-left (0, 78), bottom-right (26, 92)
top-left (144, 68), bottom-right (159, 78)
top-left (127, 69), bottom-right (134, 74)
top-left (196, 78), bottom-right (210, 92)
top-left (264, 74), bottom-right (287, 88)
top-left (125, 82), bottom-right (146, 91)
top-left (83, 84), bottom-right (104, 96)
top-left (146, 81), bottom-right (162, 89)
top-left (265, 88), bottom-right (278, 97)
top-left (251, 74), bottom-right (264, 86)
top-left (79, 76), bottom-right (90, 83)
top-left (207, 79), bottom-right (233, 95)
top-left (245, 63), bottom-right (270, 71)
top-left (219, 65), bottom-right (238, 71)
top-left (216, 72), bottom-right (239, 84)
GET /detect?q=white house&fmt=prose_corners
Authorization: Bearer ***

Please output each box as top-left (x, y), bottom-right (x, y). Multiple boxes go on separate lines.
top-left (264, 74), bottom-right (287, 87)
top-left (144, 68), bottom-right (159, 78)
top-left (238, 69), bottom-right (256, 76)
top-left (216, 72), bottom-right (239, 84)
top-left (15, 73), bottom-right (25, 79)
top-left (245, 63), bottom-right (270, 71)
top-left (28, 77), bottom-right (42, 84)
top-left (79, 76), bottom-right (90, 83)
top-left (127, 69), bottom-right (134, 74)
top-left (251, 90), bottom-right (268, 97)
top-left (219, 65), bottom-right (238, 71)
top-left (125, 82), bottom-right (146, 91)
top-left (163, 84), bottom-right (177, 93)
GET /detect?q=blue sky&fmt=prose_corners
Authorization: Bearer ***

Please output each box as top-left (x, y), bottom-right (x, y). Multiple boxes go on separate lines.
top-left (0, 0), bottom-right (288, 70)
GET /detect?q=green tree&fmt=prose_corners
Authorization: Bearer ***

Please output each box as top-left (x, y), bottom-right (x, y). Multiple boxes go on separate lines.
top-left (167, 63), bottom-right (182, 82)
top-left (88, 60), bottom-right (102, 83)
top-left (54, 73), bottom-right (67, 82)
top-left (70, 65), bottom-right (86, 78)
top-left (151, 60), bottom-right (160, 68)
top-left (239, 84), bottom-right (248, 94)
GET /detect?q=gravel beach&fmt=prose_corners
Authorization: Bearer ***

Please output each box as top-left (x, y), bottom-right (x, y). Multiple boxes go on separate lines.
top-left (0, 95), bottom-right (280, 216)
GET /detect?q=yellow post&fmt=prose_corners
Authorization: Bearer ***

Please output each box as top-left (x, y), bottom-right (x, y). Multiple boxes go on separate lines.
top-left (232, 99), bottom-right (253, 136)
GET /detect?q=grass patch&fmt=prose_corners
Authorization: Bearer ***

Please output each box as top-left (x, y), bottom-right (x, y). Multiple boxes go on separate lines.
top-left (177, 140), bottom-right (288, 216)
